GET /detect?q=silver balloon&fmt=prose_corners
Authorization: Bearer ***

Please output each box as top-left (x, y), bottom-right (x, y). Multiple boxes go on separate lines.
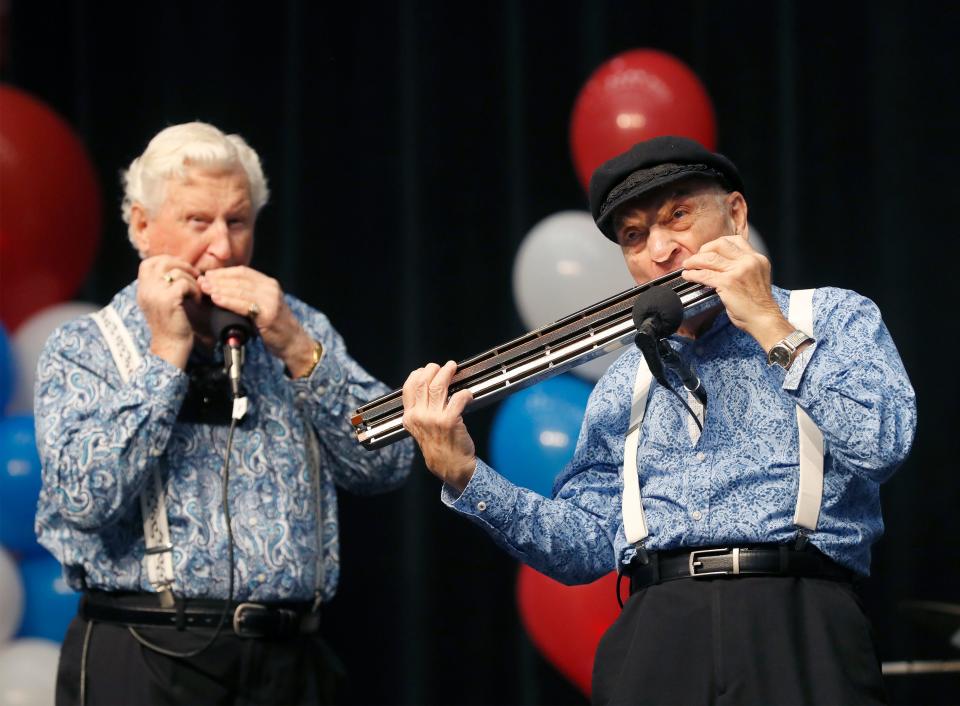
top-left (0, 638), bottom-right (60, 705)
top-left (0, 549), bottom-right (24, 645)
top-left (747, 222), bottom-right (769, 258)
top-left (8, 302), bottom-right (99, 414)
top-left (512, 211), bottom-right (636, 381)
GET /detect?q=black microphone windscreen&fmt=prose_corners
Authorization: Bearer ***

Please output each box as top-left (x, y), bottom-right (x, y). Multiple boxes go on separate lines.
top-left (632, 285), bottom-right (684, 337)
top-left (209, 305), bottom-right (255, 345)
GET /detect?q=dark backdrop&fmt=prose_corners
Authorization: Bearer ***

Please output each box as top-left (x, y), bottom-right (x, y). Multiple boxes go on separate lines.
top-left (5, 1), bottom-right (958, 703)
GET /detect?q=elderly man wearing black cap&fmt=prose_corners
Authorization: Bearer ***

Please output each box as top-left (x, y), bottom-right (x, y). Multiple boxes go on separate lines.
top-left (401, 136), bottom-right (916, 704)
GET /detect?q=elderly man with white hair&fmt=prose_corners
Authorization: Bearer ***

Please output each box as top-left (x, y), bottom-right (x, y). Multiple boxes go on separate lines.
top-left (34, 122), bottom-right (413, 705)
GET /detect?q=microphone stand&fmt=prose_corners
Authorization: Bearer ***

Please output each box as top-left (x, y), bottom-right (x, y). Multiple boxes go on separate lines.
top-left (210, 300), bottom-right (255, 419)
top-left (633, 329), bottom-right (669, 388)
top-left (658, 340), bottom-right (707, 409)
top-left (223, 328), bottom-right (246, 400)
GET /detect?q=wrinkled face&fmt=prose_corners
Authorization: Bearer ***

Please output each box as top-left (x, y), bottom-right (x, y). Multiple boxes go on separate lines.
top-left (131, 165), bottom-right (255, 271)
top-left (613, 178), bottom-right (746, 284)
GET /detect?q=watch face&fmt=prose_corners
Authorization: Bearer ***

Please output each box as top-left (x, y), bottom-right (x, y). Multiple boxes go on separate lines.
top-left (769, 345), bottom-right (791, 368)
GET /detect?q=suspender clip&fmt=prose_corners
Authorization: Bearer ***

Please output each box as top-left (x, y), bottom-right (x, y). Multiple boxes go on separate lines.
top-left (156, 586), bottom-right (176, 609)
top-left (635, 543), bottom-right (650, 566)
top-left (144, 543), bottom-right (174, 556)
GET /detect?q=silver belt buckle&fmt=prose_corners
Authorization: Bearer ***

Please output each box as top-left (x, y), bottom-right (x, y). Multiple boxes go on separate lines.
top-left (688, 547), bottom-right (741, 577)
top-left (232, 602), bottom-right (268, 638)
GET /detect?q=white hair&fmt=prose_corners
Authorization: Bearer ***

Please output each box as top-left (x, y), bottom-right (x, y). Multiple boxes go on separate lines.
top-left (120, 122), bottom-right (270, 247)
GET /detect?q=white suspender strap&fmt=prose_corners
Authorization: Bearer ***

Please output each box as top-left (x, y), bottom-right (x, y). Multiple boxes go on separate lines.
top-left (90, 306), bottom-right (142, 383)
top-left (788, 289), bottom-right (824, 532)
top-left (90, 306), bottom-right (176, 602)
top-left (622, 358), bottom-right (654, 544)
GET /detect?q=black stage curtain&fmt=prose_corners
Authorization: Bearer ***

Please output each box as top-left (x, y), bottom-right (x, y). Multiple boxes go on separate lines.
top-left (5, 1), bottom-right (958, 703)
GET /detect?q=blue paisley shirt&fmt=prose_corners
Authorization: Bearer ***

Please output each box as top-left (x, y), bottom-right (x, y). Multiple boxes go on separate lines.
top-left (34, 282), bottom-right (413, 601)
top-left (444, 286), bottom-right (916, 579)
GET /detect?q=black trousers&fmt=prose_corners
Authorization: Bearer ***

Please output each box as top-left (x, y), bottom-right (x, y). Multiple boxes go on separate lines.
top-left (56, 613), bottom-right (344, 706)
top-left (592, 575), bottom-right (886, 705)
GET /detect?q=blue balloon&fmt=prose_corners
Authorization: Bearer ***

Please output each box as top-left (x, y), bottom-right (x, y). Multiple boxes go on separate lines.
top-left (0, 323), bottom-right (13, 413)
top-left (489, 374), bottom-right (593, 496)
top-left (16, 554), bottom-right (79, 643)
top-left (0, 415), bottom-right (45, 555)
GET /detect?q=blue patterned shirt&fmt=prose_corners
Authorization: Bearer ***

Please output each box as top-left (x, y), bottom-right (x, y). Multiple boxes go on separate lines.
top-left (35, 282), bottom-right (413, 601)
top-left (444, 286), bottom-right (916, 579)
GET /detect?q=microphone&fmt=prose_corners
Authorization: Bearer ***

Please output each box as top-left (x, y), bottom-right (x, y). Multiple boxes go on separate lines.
top-left (631, 286), bottom-right (684, 386)
top-left (209, 304), bottom-right (256, 400)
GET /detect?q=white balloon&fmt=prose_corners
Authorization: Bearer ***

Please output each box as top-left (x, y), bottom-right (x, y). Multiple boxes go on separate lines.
top-left (569, 348), bottom-right (628, 382)
top-left (8, 302), bottom-right (100, 414)
top-left (513, 211), bottom-right (636, 382)
top-left (513, 211), bottom-right (634, 328)
top-left (0, 549), bottom-right (24, 644)
top-left (0, 638), bottom-right (60, 706)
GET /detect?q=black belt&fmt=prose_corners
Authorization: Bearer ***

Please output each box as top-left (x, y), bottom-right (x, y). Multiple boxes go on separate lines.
top-left (627, 545), bottom-right (853, 594)
top-left (81, 592), bottom-right (321, 639)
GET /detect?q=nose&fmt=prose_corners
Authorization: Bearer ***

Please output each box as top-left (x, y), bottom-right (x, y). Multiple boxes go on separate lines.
top-left (647, 225), bottom-right (679, 266)
top-left (206, 220), bottom-right (232, 261)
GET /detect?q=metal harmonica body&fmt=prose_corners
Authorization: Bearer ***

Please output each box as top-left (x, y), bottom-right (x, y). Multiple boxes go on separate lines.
top-left (351, 270), bottom-right (718, 450)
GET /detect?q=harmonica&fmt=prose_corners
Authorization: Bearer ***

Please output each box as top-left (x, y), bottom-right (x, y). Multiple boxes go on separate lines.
top-left (351, 269), bottom-right (718, 449)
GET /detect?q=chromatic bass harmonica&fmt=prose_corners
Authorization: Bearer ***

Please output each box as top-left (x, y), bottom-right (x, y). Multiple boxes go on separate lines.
top-left (351, 269), bottom-right (718, 450)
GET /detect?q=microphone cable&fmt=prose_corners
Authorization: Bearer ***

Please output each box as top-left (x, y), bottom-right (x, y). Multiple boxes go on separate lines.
top-left (126, 334), bottom-right (248, 659)
top-left (634, 331), bottom-right (704, 434)
top-left (126, 413), bottom-right (239, 658)
top-left (662, 379), bottom-right (703, 434)
top-left (631, 285), bottom-right (704, 432)
top-left (658, 340), bottom-right (706, 432)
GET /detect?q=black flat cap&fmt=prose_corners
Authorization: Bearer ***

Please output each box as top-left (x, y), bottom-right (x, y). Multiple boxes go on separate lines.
top-left (588, 136), bottom-right (745, 241)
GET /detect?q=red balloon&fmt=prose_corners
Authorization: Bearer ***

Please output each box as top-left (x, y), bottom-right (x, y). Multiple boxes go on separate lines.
top-left (0, 85), bottom-right (101, 330)
top-left (569, 49), bottom-right (717, 191)
top-left (516, 566), bottom-right (623, 697)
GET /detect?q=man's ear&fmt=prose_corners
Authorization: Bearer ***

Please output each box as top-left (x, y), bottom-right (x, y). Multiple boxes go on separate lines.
top-left (727, 191), bottom-right (748, 237)
top-left (130, 203), bottom-right (150, 256)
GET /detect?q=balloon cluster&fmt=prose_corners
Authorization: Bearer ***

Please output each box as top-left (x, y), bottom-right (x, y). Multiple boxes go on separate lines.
top-left (0, 85), bottom-right (101, 700)
top-left (501, 49), bottom-right (759, 698)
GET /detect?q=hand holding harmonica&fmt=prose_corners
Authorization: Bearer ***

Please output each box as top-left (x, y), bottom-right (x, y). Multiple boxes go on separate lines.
top-left (401, 361), bottom-right (477, 492)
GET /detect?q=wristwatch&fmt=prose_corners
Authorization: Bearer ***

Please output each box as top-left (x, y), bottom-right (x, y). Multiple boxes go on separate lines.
top-left (292, 339), bottom-right (324, 379)
top-left (766, 330), bottom-right (814, 369)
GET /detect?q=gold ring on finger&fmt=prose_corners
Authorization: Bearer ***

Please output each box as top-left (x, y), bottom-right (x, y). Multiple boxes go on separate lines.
top-left (247, 301), bottom-right (261, 318)
top-left (163, 272), bottom-right (175, 284)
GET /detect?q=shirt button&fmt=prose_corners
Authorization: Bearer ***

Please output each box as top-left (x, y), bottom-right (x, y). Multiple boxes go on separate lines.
top-left (477, 501), bottom-right (487, 512)
top-left (696, 452), bottom-right (706, 461)
top-left (249, 516), bottom-right (258, 526)
top-left (257, 573), bottom-right (266, 582)
top-left (692, 510), bottom-right (702, 521)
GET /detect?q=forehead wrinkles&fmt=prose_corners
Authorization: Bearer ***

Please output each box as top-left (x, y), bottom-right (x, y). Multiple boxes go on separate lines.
top-left (615, 188), bottom-right (717, 233)
top-left (164, 173), bottom-right (252, 213)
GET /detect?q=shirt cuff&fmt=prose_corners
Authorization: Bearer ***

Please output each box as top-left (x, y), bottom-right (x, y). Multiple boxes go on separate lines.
top-left (441, 458), bottom-right (516, 528)
top-left (141, 351), bottom-right (190, 402)
top-left (290, 344), bottom-right (346, 399)
top-left (783, 340), bottom-right (817, 391)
